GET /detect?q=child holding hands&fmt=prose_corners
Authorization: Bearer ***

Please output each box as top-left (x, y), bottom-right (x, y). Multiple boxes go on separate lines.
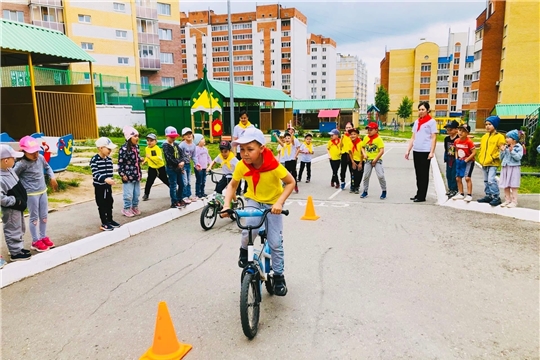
top-left (499, 130), bottom-right (523, 208)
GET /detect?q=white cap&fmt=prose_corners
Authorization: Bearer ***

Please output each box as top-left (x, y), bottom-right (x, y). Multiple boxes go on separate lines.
top-left (231, 127), bottom-right (266, 147)
top-left (181, 127), bottom-right (193, 136)
top-left (95, 137), bottom-right (117, 149)
top-left (0, 144), bottom-right (23, 159)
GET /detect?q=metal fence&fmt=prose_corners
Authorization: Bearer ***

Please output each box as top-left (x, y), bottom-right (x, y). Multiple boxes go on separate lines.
top-left (0, 66), bottom-right (169, 111)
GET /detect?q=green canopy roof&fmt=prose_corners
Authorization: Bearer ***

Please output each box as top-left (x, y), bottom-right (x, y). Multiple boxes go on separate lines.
top-left (145, 78), bottom-right (291, 102)
top-left (273, 98), bottom-right (359, 110)
top-left (1, 19), bottom-right (95, 66)
top-left (491, 104), bottom-right (540, 118)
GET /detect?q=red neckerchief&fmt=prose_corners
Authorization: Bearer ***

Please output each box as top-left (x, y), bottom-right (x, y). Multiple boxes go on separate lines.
top-left (243, 148), bottom-right (280, 195)
top-left (367, 133), bottom-right (379, 145)
top-left (344, 133), bottom-right (350, 138)
top-left (352, 137), bottom-right (361, 152)
top-left (416, 114), bottom-right (432, 132)
top-left (331, 138), bottom-right (340, 146)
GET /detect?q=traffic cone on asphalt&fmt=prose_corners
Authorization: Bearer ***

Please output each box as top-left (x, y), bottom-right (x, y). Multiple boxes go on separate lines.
top-left (301, 196), bottom-right (320, 221)
top-left (140, 302), bottom-right (192, 360)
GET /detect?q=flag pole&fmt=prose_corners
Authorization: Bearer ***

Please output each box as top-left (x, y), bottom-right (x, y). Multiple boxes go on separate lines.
top-left (227, 0), bottom-right (235, 135)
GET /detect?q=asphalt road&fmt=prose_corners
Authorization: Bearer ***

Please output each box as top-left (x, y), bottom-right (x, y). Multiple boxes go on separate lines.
top-left (2, 143), bottom-right (539, 359)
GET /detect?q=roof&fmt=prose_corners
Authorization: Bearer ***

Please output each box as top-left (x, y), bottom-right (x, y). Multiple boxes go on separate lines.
top-left (0, 19), bottom-right (94, 66)
top-left (273, 98), bottom-right (359, 110)
top-left (318, 109), bottom-right (340, 118)
top-left (491, 104), bottom-right (540, 118)
top-left (367, 104), bottom-right (380, 113)
top-left (144, 78), bottom-right (291, 102)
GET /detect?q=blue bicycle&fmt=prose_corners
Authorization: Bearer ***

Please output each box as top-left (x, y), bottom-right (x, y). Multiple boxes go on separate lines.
top-left (223, 207), bottom-right (289, 339)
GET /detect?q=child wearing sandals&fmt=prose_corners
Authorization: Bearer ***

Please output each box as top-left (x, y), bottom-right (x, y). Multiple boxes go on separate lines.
top-left (499, 130), bottom-right (523, 208)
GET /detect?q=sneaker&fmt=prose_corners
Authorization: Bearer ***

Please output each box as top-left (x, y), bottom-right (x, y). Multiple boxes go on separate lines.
top-left (489, 197), bottom-right (502, 206)
top-left (448, 190), bottom-right (458, 198)
top-left (335, 184), bottom-right (340, 189)
top-left (380, 191), bottom-right (387, 200)
top-left (41, 237), bottom-right (55, 248)
top-left (354, 188), bottom-right (360, 194)
top-left (122, 208), bottom-right (134, 217)
top-left (294, 185), bottom-right (299, 193)
top-left (273, 274), bottom-right (288, 296)
top-left (176, 201), bottom-right (186, 208)
top-left (340, 182), bottom-right (345, 190)
top-left (238, 248), bottom-right (248, 268)
top-left (360, 192), bottom-right (368, 198)
top-left (306, 179), bottom-right (310, 183)
top-left (331, 182), bottom-right (335, 187)
top-left (464, 195), bottom-right (473, 202)
top-left (500, 201), bottom-right (510, 207)
top-left (31, 240), bottom-right (49, 252)
top-left (0, 257), bottom-right (6, 268)
top-left (142, 194), bottom-right (149, 201)
top-left (349, 187), bottom-right (355, 193)
top-left (507, 202), bottom-right (517, 208)
top-left (131, 207), bottom-right (141, 216)
top-left (190, 196), bottom-right (199, 201)
top-left (445, 190), bottom-right (451, 196)
top-left (21, 249), bottom-right (31, 255)
top-left (477, 195), bottom-right (492, 203)
top-left (109, 220), bottom-right (121, 228)
top-left (170, 204), bottom-right (177, 208)
top-left (452, 193), bottom-right (465, 200)
top-left (183, 197), bottom-right (192, 204)
top-left (100, 223), bottom-right (114, 231)
top-left (10, 252), bottom-right (31, 261)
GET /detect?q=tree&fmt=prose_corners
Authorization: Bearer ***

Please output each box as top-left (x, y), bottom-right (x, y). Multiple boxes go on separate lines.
top-left (375, 85), bottom-right (390, 117)
top-left (396, 96), bottom-right (413, 121)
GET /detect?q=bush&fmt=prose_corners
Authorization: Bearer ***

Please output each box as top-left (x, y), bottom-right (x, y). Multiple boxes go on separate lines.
top-left (133, 123), bottom-right (157, 138)
top-left (528, 126), bottom-right (540, 167)
top-left (98, 125), bottom-right (123, 138)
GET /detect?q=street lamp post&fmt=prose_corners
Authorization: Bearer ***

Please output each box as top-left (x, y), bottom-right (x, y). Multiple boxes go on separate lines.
top-left (226, 0), bottom-right (235, 135)
top-left (185, 22), bottom-right (210, 76)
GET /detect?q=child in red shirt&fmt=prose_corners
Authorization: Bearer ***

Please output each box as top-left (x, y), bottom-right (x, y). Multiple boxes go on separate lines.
top-left (452, 125), bottom-right (476, 202)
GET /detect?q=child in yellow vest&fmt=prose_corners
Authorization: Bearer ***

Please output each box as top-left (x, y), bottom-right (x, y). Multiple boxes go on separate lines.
top-left (327, 129), bottom-right (342, 189)
top-left (142, 133), bottom-right (169, 201)
top-left (360, 122), bottom-right (387, 200)
top-left (208, 140), bottom-right (239, 194)
top-left (347, 128), bottom-right (364, 194)
top-left (298, 133), bottom-right (314, 183)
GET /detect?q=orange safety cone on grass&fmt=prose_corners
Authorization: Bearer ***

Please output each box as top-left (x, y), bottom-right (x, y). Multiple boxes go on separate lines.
top-left (301, 196), bottom-right (320, 221)
top-left (140, 302), bottom-right (192, 360)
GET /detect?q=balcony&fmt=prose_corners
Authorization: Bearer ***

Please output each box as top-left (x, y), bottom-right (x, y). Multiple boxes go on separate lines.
top-left (140, 58), bottom-right (161, 71)
top-left (463, 80), bottom-right (472, 87)
top-left (136, 5), bottom-right (158, 20)
top-left (32, 20), bottom-right (65, 33)
top-left (437, 69), bottom-right (450, 75)
top-left (30, 0), bottom-right (63, 6)
top-left (437, 80), bottom-right (449, 87)
top-left (138, 32), bottom-right (159, 45)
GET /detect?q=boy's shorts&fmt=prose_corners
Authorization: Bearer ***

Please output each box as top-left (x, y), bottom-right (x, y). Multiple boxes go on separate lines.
top-left (456, 159), bottom-right (474, 178)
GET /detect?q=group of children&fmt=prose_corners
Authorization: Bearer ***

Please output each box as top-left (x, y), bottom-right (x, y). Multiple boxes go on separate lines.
top-left (443, 115), bottom-right (524, 207)
top-left (1, 136), bottom-right (59, 267)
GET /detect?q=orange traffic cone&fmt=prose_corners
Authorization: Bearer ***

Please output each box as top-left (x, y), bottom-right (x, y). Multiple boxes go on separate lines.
top-left (301, 196), bottom-right (320, 221)
top-left (140, 302), bottom-right (192, 360)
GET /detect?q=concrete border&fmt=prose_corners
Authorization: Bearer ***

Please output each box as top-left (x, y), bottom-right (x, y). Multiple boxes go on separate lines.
top-left (0, 201), bottom-right (205, 288)
top-left (431, 157), bottom-right (539, 223)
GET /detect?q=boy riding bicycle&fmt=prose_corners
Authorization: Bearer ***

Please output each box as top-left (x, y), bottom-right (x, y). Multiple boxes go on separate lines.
top-left (222, 127), bottom-right (295, 296)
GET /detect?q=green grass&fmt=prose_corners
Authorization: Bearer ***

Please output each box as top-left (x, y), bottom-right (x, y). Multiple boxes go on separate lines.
top-left (48, 198), bottom-right (73, 204)
top-left (521, 166), bottom-right (540, 174)
top-left (67, 165), bottom-right (92, 175)
top-left (47, 178), bottom-right (80, 194)
top-left (519, 176), bottom-right (540, 194)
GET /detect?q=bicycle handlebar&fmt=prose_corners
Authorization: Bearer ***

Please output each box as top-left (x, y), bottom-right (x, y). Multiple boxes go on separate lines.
top-left (221, 208), bottom-right (289, 230)
top-left (207, 169), bottom-right (231, 184)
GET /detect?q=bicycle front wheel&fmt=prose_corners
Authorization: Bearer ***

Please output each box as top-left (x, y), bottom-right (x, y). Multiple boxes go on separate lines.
top-left (240, 272), bottom-right (260, 339)
top-left (200, 204), bottom-right (217, 230)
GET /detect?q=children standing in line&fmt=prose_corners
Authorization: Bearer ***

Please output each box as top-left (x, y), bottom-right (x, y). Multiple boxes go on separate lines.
top-left (14, 136), bottom-right (58, 251)
top-left (180, 127), bottom-right (197, 203)
top-left (0, 145), bottom-right (31, 261)
top-left (340, 122), bottom-right (354, 190)
top-left (298, 133), bottom-right (314, 183)
top-left (279, 133), bottom-right (299, 193)
top-left (499, 129), bottom-right (523, 208)
top-left (194, 134), bottom-right (211, 198)
top-left (118, 126), bottom-right (143, 217)
top-left (162, 126), bottom-right (186, 208)
top-left (443, 120), bottom-right (459, 198)
top-left (452, 125), bottom-right (476, 202)
top-left (142, 133), bottom-right (169, 201)
top-left (90, 137), bottom-right (121, 231)
top-left (477, 115), bottom-right (506, 206)
top-left (208, 140), bottom-right (239, 194)
top-left (347, 128), bottom-right (364, 194)
top-left (327, 129), bottom-right (342, 189)
top-left (360, 122), bottom-right (387, 200)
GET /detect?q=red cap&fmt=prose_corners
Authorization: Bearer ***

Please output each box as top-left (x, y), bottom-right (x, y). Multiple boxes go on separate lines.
top-left (366, 122), bottom-right (379, 130)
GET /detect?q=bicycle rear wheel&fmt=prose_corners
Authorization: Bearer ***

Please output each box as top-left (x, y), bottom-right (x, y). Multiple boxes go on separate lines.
top-left (200, 204), bottom-right (217, 230)
top-left (240, 272), bottom-right (260, 339)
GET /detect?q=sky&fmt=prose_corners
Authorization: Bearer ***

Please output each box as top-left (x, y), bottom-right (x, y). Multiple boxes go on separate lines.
top-left (180, 0), bottom-right (487, 102)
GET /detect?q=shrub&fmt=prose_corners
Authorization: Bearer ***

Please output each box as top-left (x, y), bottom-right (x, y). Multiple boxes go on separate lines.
top-left (98, 125), bottom-right (123, 138)
top-left (133, 123), bottom-right (158, 138)
top-left (528, 126), bottom-right (540, 167)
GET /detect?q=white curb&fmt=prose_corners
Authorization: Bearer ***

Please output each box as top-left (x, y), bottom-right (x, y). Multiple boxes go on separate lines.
top-left (0, 201), bottom-right (205, 288)
top-left (431, 157), bottom-right (539, 223)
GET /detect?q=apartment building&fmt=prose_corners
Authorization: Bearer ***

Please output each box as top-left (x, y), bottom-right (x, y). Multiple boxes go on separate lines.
top-left (1, 0), bottom-right (180, 87)
top-left (180, 4), bottom-right (316, 100)
top-left (336, 53), bottom-right (367, 114)
top-left (307, 34), bottom-right (336, 100)
top-left (379, 32), bottom-right (473, 122)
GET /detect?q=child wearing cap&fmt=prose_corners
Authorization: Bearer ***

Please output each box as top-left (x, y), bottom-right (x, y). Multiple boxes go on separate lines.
top-left (360, 122), bottom-right (387, 200)
top-left (208, 140), bottom-right (239, 194)
top-left (499, 129), bottom-right (523, 208)
top-left (222, 127), bottom-right (295, 296)
top-left (193, 134), bottom-right (211, 198)
top-left (278, 132), bottom-right (300, 193)
top-left (477, 115), bottom-right (506, 206)
top-left (452, 125), bottom-right (476, 202)
top-left (90, 137), bottom-right (120, 231)
top-left (298, 133), bottom-right (314, 183)
top-left (163, 126), bottom-right (186, 208)
top-left (347, 128), bottom-right (364, 194)
top-left (118, 125), bottom-right (144, 217)
top-left (142, 133), bottom-right (169, 201)
top-left (179, 127), bottom-right (197, 203)
top-left (14, 136), bottom-right (58, 252)
top-left (327, 129), bottom-right (342, 189)
top-left (1, 145), bottom-right (31, 262)
top-left (443, 120), bottom-right (460, 198)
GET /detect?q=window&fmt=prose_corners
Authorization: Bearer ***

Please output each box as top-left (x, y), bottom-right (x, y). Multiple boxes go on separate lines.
top-left (436, 99), bottom-right (448, 105)
top-left (282, 42), bottom-right (291, 48)
top-left (420, 77), bottom-right (430, 84)
top-left (311, 72), bottom-right (317, 76)
top-left (282, 64), bottom-right (291, 70)
top-left (450, 106), bottom-right (457, 112)
top-left (474, 50), bottom-right (482, 60)
top-left (437, 75), bottom-right (448, 82)
top-left (180, 39), bottom-right (185, 44)
top-left (421, 63), bottom-right (431, 72)
top-left (322, 72), bottom-right (326, 76)
top-left (157, 3), bottom-right (171, 15)
top-left (322, 95), bottom-right (326, 99)
top-left (436, 87), bottom-right (449, 93)
top-left (81, 42), bottom-right (94, 50)
top-left (117, 57), bottom-right (129, 64)
top-left (116, 30), bottom-right (127, 38)
top-left (322, 64), bottom-right (326, 68)
top-left (159, 28), bottom-right (172, 40)
top-left (281, 20), bottom-right (290, 27)
top-left (472, 71), bottom-right (480, 81)
top-left (438, 63), bottom-right (450, 70)
top-left (140, 76), bottom-right (149, 90)
top-left (282, 31), bottom-right (290, 37)
top-left (232, 44), bottom-right (252, 51)
top-left (475, 29), bottom-right (483, 41)
top-left (452, 82), bottom-right (458, 88)
top-left (322, 56), bottom-right (326, 60)
top-left (500, 69), bottom-right (504, 81)
top-left (311, 48), bottom-right (317, 52)
top-left (181, 59), bottom-right (187, 64)
top-left (498, 91), bottom-right (502, 102)
top-left (311, 56), bottom-right (317, 60)
top-left (465, 62), bottom-right (473, 68)
top-left (322, 79), bottom-right (326, 84)
top-left (322, 48), bottom-right (327, 52)
top-left (113, 2), bottom-right (125, 11)
top-left (501, 47), bottom-right (506, 59)
top-left (181, 49), bottom-right (186, 54)
top-left (78, 14), bottom-right (91, 23)
top-left (455, 45), bottom-right (461, 52)
top-left (454, 58), bottom-right (460, 64)
top-left (503, 25), bottom-right (507, 37)
top-left (282, 74), bottom-right (291, 83)
top-left (162, 77), bottom-right (174, 87)
top-left (451, 94), bottom-right (458, 100)
top-left (464, 74), bottom-right (473, 81)
top-left (139, 44), bottom-right (158, 58)
top-left (322, 87), bottom-right (326, 92)
top-left (311, 80), bottom-right (317, 84)
top-left (311, 64), bottom-right (317, 68)
top-left (435, 111), bottom-right (447, 117)
top-left (452, 70), bottom-right (459, 76)
top-left (3, 10), bottom-right (24, 22)
top-left (471, 91), bottom-right (478, 101)
top-left (160, 52), bottom-right (173, 64)
top-left (420, 89), bottom-right (430, 95)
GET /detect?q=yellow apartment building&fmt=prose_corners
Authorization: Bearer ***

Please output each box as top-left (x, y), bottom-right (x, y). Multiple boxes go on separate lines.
top-left (336, 54), bottom-right (368, 114)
